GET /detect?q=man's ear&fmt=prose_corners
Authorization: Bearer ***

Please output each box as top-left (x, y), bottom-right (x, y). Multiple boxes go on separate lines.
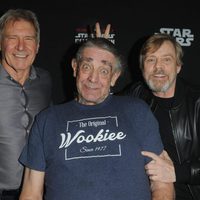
top-left (111, 71), bottom-right (121, 87)
top-left (71, 58), bottom-right (78, 77)
top-left (177, 65), bottom-right (182, 74)
top-left (36, 43), bottom-right (40, 54)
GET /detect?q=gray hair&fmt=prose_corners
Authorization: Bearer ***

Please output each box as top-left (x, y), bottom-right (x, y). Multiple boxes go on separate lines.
top-left (139, 33), bottom-right (183, 70)
top-left (0, 9), bottom-right (40, 44)
top-left (75, 38), bottom-right (124, 73)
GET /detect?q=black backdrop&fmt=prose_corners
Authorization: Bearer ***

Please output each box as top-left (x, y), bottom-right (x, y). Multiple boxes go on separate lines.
top-left (1, 0), bottom-right (199, 104)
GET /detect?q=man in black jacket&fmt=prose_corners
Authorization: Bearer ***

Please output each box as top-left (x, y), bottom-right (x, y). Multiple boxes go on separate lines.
top-left (124, 33), bottom-right (200, 200)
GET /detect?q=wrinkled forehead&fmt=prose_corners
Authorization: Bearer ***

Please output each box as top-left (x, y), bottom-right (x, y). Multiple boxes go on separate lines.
top-left (2, 19), bottom-right (36, 40)
top-left (4, 18), bottom-right (29, 27)
top-left (145, 41), bottom-right (176, 56)
top-left (80, 47), bottom-right (116, 68)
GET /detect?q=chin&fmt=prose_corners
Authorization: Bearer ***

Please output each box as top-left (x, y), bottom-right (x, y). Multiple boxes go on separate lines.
top-left (81, 95), bottom-right (99, 105)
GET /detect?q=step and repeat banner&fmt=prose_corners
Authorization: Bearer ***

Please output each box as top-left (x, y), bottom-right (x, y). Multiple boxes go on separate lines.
top-left (1, 0), bottom-right (199, 103)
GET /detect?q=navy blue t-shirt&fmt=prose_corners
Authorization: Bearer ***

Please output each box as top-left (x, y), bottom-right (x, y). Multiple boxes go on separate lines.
top-left (20, 95), bottom-right (163, 200)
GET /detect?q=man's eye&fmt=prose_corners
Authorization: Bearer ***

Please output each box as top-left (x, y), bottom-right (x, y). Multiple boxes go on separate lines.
top-left (7, 36), bottom-right (17, 40)
top-left (163, 57), bottom-right (171, 62)
top-left (25, 36), bottom-right (35, 41)
top-left (81, 64), bottom-right (91, 71)
top-left (146, 58), bottom-right (156, 63)
top-left (100, 69), bottom-right (109, 75)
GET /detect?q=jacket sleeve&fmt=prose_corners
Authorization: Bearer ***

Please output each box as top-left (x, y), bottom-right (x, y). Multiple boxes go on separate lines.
top-left (190, 161), bottom-right (200, 184)
top-left (175, 163), bottom-right (190, 183)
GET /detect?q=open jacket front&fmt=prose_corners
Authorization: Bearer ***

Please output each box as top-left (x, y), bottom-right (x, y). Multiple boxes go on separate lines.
top-left (124, 78), bottom-right (200, 200)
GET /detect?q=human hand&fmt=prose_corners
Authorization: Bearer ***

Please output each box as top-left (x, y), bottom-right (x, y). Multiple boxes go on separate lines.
top-left (95, 22), bottom-right (111, 38)
top-left (141, 150), bottom-right (176, 183)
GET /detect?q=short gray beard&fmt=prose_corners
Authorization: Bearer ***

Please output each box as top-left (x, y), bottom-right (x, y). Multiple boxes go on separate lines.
top-left (146, 79), bottom-right (172, 93)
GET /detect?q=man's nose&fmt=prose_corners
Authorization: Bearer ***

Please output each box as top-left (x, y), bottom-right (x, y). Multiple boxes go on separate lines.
top-left (16, 38), bottom-right (25, 51)
top-left (88, 69), bottom-right (99, 82)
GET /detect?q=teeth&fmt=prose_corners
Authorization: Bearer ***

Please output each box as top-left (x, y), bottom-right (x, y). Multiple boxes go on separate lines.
top-left (86, 85), bottom-right (98, 89)
top-left (154, 74), bottom-right (165, 77)
top-left (15, 54), bottom-right (26, 58)
top-left (87, 86), bottom-right (96, 89)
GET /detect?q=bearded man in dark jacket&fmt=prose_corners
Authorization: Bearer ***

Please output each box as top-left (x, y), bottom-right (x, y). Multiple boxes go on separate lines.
top-left (123, 33), bottom-right (200, 200)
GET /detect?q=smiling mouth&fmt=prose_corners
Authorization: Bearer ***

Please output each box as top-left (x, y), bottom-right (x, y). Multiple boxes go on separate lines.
top-left (86, 87), bottom-right (99, 92)
top-left (85, 84), bottom-right (99, 90)
top-left (14, 53), bottom-right (28, 58)
top-left (153, 74), bottom-right (166, 78)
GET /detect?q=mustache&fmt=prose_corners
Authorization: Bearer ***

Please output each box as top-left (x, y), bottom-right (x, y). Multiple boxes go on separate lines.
top-left (152, 69), bottom-right (166, 75)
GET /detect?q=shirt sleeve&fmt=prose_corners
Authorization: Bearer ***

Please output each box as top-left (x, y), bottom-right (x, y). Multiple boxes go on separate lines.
top-left (19, 115), bottom-right (46, 171)
top-left (141, 107), bottom-right (164, 164)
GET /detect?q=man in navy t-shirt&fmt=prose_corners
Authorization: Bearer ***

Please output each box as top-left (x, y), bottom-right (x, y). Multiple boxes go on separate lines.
top-left (19, 38), bottom-right (174, 200)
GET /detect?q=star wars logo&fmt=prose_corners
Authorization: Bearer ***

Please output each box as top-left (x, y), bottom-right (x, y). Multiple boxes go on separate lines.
top-left (159, 28), bottom-right (194, 47)
top-left (74, 28), bottom-right (115, 44)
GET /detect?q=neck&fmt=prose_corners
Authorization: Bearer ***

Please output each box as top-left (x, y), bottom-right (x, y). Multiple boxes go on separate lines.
top-left (4, 65), bottom-right (30, 85)
top-left (153, 86), bottom-right (176, 98)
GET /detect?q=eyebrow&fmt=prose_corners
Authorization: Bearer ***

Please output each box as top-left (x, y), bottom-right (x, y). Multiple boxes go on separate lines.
top-left (80, 57), bottom-right (93, 62)
top-left (102, 60), bottom-right (113, 68)
top-left (145, 54), bottom-right (175, 59)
